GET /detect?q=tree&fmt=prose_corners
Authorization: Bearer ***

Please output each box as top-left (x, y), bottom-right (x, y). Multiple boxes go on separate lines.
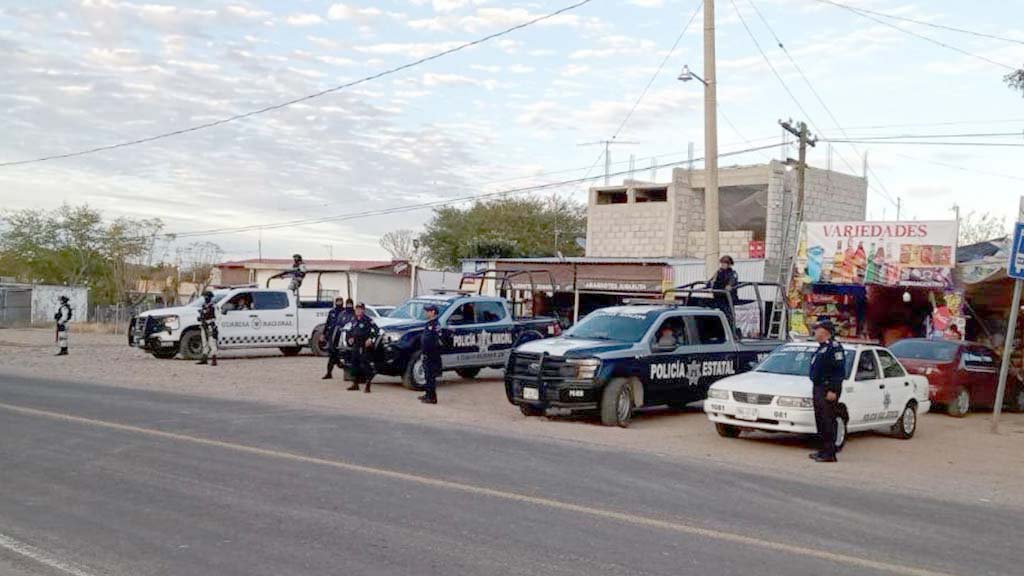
top-left (958, 210), bottom-right (1007, 246)
top-left (419, 195), bottom-right (586, 269)
top-left (177, 241), bottom-right (224, 292)
top-left (1006, 68), bottom-right (1024, 96)
top-left (379, 229), bottom-right (424, 264)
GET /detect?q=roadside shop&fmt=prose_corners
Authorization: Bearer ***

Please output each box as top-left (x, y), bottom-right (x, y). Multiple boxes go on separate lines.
top-left (787, 221), bottom-right (962, 344)
top-left (956, 238), bottom-right (1023, 376)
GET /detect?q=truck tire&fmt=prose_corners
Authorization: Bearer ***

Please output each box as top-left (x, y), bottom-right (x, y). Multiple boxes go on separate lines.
top-left (455, 367), bottom-right (481, 380)
top-left (715, 423), bottom-right (742, 438)
top-left (310, 326), bottom-right (329, 357)
top-left (520, 403), bottom-right (544, 417)
top-left (279, 346), bottom-right (302, 357)
top-left (947, 387), bottom-right (970, 417)
top-left (151, 346), bottom-right (179, 360)
top-left (402, 350), bottom-right (426, 390)
top-left (600, 378), bottom-right (634, 428)
top-left (179, 329), bottom-right (203, 360)
top-left (891, 401), bottom-right (917, 439)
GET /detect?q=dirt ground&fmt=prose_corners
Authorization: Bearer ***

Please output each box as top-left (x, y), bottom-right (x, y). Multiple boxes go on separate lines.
top-left (3, 327), bottom-right (1023, 508)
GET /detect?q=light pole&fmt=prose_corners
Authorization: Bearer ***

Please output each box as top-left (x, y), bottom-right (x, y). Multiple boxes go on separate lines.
top-left (678, 6), bottom-right (720, 276)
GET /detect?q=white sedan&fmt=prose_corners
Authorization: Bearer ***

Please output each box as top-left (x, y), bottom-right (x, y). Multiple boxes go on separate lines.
top-left (704, 342), bottom-right (931, 450)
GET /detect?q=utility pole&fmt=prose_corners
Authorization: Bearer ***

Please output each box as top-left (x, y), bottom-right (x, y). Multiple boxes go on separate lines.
top-left (578, 140), bottom-right (637, 185)
top-left (780, 120), bottom-right (817, 224)
top-left (702, 0), bottom-right (720, 278)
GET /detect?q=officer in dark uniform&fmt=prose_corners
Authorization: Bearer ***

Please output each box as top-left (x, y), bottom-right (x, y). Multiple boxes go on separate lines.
top-left (345, 303), bottom-right (379, 393)
top-left (54, 295), bottom-right (73, 356)
top-left (418, 304), bottom-right (443, 404)
top-left (809, 318), bottom-right (845, 463)
top-left (197, 290), bottom-right (219, 366)
top-left (709, 255), bottom-right (739, 326)
top-left (322, 297), bottom-right (346, 380)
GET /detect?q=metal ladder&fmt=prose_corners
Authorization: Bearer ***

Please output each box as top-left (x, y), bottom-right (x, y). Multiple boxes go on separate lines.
top-left (766, 193), bottom-right (798, 340)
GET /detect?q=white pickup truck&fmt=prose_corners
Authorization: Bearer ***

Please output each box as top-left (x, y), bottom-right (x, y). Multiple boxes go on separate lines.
top-left (129, 287), bottom-right (332, 360)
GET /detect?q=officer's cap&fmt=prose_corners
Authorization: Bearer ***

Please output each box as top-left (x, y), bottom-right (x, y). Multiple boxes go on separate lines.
top-left (719, 255), bottom-right (734, 265)
top-left (424, 304), bottom-right (438, 312)
top-left (355, 302), bottom-right (366, 309)
top-left (812, 318), bottom-right (835, 334)
top-left (293, 253), bottom-right (303, 260)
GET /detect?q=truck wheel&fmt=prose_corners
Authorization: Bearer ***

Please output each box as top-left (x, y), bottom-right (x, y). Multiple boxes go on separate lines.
top-left (519, 404), bottom-right (544, 417)
top-left (455, 367), bottom-right (481, 380)
top-left (891, 402), bottom-right (917, 439)
top-left (179, 330), bottom-right (203, 360)
top-left (279, 346), bottom-right (302, 357)
top-left (715, 423), bottom-right (742, 438)
top-left (402, 351), bottom-right (426, 390)
top-left (834, 412), bottom-right (849, 452)
top-left (600, 379), bottom-right (634, 428)
top-left (151, 346), bottom-right (179, 360)
top-left (947, 387), bottom-right (970, 417)
top-left (310, 327), bottom-right (328, 357)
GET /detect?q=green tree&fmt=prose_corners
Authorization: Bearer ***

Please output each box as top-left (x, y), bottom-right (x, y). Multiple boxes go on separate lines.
top-left (420, 195), bottom-right (586, 269)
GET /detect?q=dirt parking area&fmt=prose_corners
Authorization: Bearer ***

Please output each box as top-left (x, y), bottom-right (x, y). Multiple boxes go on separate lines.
top-left (3, 328), bottom-right (1023, 507)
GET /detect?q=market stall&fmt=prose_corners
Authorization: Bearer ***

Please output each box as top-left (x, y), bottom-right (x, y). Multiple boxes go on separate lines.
top-left (957, 238), bottom-right (1023, 377)
top-left (788, 221), bottom-right (962, 344)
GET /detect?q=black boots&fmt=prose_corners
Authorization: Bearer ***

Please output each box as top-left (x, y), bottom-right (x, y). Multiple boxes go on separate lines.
top-left (346, 382), bottom-right (360, 391)
top-left (363, 381), bottom-right (371, 394)
top-left (211, 357), bottom-right (217, 367)
top-left (196, 358), bottom-right (208, 365)
top-left (322, 373), bottom-right (333, 380)
top-left (55, 348), bottom-right (68, 356)
top-left (418, 392), bottom-right (437, 404)
top-left (197, 356), bottom-right (216, 366)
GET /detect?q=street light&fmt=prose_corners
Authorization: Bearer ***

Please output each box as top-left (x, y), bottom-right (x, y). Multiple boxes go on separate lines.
top-left (677, 65), bottom-right (708, 86)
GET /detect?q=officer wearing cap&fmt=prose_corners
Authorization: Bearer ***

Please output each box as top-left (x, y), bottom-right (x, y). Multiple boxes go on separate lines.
top-left (709, 255), bottom-right (739, 326)
top-left (345, 302), bottom-right (379, 393)
top-left (418, 304), bottom-right (442, 404)
top-left (809, 318), bottom-right (845, 463)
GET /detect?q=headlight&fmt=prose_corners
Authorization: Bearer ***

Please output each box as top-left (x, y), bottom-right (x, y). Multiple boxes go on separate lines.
top-left (381, 331), bottom-right (401, 344)
top-left (566, 358), bottom-right (601, 380)
top-left (777, 396), bottom-right (813, 408)
top-left (161, 316), bottom-right (179, 331)
top-left (707, 388), bottom-right (729, 400)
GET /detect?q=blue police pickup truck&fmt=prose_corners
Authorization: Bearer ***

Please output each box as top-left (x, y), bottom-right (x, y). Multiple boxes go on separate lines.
top-left (370, 293), bottom-right (561, 389)
top-left (505, 303), bottom-right (785, 427)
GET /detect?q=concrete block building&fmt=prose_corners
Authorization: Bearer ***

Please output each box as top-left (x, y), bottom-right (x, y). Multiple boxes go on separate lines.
top-left (585, 160), bottom-right (867, 281)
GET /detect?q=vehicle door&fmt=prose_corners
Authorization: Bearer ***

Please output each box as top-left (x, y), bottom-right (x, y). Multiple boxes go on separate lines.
top-left (473, 300), bottom-right (516, 367)
top-left (847, 349), bottom-right (883, 426)
top-left (217, 291), bottom-right (257, 348)
top-left (440, 300), bottom-right (482, 368)
top-left (248, 291), bottom-right (297, 347)
top-left (963, 345), bottom-right (1000, 406)
top-left (638, 314), bottom-right (696, 404)
top-left (683, 313), bottom-right (740, 398)
top-left (875, 348), bottom-right (912, 423)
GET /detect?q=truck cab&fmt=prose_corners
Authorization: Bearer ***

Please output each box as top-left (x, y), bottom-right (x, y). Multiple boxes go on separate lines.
top-left (370, 293), bottom-right (560, 389)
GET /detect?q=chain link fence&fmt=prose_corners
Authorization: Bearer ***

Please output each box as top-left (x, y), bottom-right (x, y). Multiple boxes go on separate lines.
top-left (90, 303), bottom-right (158, 334)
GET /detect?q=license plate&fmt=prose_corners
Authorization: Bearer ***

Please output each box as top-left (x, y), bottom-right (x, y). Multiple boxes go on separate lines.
top-left (522, 387), bottom-right (539, 401)
top-left (735, 407), bottom-right (758, 421)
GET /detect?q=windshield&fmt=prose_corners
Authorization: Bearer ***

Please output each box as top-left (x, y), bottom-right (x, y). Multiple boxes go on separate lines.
top-left (889, 340), bottom-right (958, 362)
top-left (389, 299), bottom-right (450, 321)
top-left (186, 292), bottom-right (228, 307)
top-left (376, 307), bottom-right (395, 317)
top-left (756, 346), bottom-right (855, 378)
top-left (563, 310), bottom-right (657, 343)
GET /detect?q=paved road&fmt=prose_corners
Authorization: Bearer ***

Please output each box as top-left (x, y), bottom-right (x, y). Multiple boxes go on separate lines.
top-left (0, 374), bottom-right (1019, 576)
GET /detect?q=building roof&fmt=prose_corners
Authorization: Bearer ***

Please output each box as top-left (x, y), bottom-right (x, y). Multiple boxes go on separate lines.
top-left (217, 258), bottom-right (400, 271)
top-left (469, 256), bottom-right (765, 266)
top-left (956, 237), bottom-right (1007, 263)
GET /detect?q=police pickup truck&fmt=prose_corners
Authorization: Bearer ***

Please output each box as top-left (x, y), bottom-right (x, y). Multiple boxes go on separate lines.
top-left (368, 293), bottom-right (561, 389)
top-left (129, 287), bottom-right (331, 359)
top-left (505, 301), bottom-right (785, 427)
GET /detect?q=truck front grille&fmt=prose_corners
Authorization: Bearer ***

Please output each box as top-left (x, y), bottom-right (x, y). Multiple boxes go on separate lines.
top-left (732, 391), bottom-right (774, 405)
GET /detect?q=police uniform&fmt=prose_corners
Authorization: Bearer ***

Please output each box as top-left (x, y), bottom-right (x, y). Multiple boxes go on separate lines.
top-left (418, 306), bottom-right (443, 404)
top-left (288, 255), bottom-right (307, 295)
top-left (345, 308), bottom-right (379, 393)
top-left (809, 324), bottom-right (845, 462)
top-left (54, 297), bottom-right (73, 356)
top-left (322, 302), bottom-right (347, 379)
top-left (197, 293), bottom-right (219, 366)
top-left (710, 261), bottom-right (739, 326)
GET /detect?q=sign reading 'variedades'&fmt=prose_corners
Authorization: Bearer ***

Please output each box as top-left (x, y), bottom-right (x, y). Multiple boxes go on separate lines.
top-left (820, 223), bottom-right (932, 239)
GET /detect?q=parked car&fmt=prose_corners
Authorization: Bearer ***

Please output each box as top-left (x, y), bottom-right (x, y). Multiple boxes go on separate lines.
top-left (889, 338), bottom-right (1024, 417)
top-left (704, 342), bottom-right (931, 450)
top-left (506, 303), bottom-right (784, 427)
top-left (365, 305), bottom-right (394, 319)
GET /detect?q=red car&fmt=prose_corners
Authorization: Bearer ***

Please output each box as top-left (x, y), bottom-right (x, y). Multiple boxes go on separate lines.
top-left (889, 339), bottom-right (1024, 417)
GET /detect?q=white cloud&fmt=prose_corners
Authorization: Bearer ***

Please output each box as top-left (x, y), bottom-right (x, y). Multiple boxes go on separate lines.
top-left (561, 63), bottom-right (591, 77)
top-left (627, 0), bottom-right (664, 6)
top-left (327, 3), bottom-right (382, 21)
top-left (286, 13), bottom-right (323, 27)
top-left (507, 64), bottom-right (534, 74)
top-left (355, 41), bottom-right (463, 58)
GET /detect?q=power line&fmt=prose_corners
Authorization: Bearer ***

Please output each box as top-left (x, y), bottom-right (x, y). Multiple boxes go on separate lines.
top-left (833, 117), bottom-right (1024, 131)
top-left (0, 0), bottom-right (597, 169)
top-left (810, 0), bottom-right (1024, 47)
top-left (167, 142), bottom-right (784, 239)
top-left (812, 0), bottom-right (1018, 71)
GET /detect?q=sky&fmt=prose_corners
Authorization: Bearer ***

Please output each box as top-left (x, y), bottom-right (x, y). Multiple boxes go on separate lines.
top-left (1, 0), bottom-right (1022, 262)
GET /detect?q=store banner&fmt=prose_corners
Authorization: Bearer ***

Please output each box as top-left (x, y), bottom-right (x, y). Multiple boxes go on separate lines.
top-left (795, 221), bottom-right (958, 289)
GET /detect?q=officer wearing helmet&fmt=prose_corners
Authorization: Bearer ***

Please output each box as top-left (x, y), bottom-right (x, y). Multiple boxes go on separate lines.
top-left (53, 295), bottom-right (73, 356)
top-left (322, 297), bottom-right (354, 380)
top-left (345, 303), bottom-right (379, 393)
top-left (809, 318), bottom-right (845, 463)
top-left (197, 290), bottom-right (219, 366)
top-left (287, 254), bottom-right (307, 295)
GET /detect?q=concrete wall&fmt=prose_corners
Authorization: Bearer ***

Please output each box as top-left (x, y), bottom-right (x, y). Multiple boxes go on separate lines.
top-left (686, 231), bottom-right (754, 260)
top-left (587, 187), bottom-right (674, 257)
top-left (353, 273), bottom-right (409, 306)
top-left (30, 285), bottom-right (88, 324)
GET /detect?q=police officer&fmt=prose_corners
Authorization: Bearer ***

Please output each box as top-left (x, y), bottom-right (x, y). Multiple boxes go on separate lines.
top-left (345, 303), bottom-right (379, 393)
top-left (418, 304), bottom-right (442, 404)
top-left (322, 297), bottom-right (347, 380)
top-left (287, 254), bottom-right (307, 295)
top-left (197, 291), bottom-right (219, 366)
top-left (53, 295), bottom-right (73, 356)
top-left (809, 318), bottom-right (845, 463)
